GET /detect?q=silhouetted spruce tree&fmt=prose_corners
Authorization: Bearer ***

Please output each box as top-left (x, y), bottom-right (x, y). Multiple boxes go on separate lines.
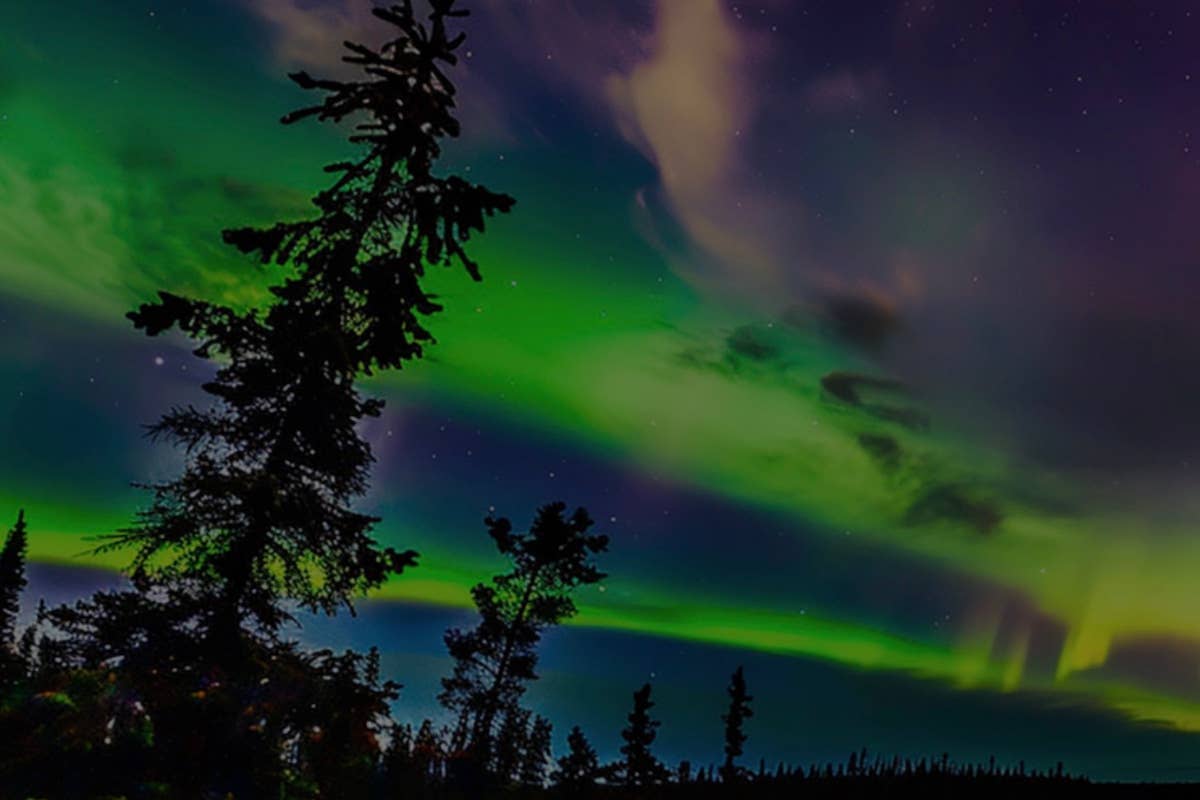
top-left (0, 510), bottom-right (28, 655)
top-left (440, 502), bottom-right (608, 760)
top-left (13, 3), bottom-right (509, 797)
top-left (554, 725), bottom-right (600, 791)
top-left (719, 664), bottom-right (753, 783)
top-left (98, 0), bottom-right (511, 658)
top-left (618, 683), bottom-right (669, 789)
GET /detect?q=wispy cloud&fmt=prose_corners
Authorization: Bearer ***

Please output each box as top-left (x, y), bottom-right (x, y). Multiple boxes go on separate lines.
top-left (605, 0), bottom-right (788, 299)
top-left (246, 0), bottom-right (381, 72)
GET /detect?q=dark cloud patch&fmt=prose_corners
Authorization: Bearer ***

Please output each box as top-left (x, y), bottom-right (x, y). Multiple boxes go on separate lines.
top-left (822, 371), bottom-right (930, 431)
top-left (675, 324), bottom-right (787, 378)
top-left (817, 291), bottom-right (901, 353)
top-left (905, 485), bottom-right (1002, 535)
top-left (726, 325), bottom-right (779, 363)
top-left (854, 425), bottom-right (1005, 537)
top-left (675, 345), bottom-right (731, 377)
top-left (858, 432), bottom-right (902, 473)
top-left (821, 371), bottom-right (902, 404)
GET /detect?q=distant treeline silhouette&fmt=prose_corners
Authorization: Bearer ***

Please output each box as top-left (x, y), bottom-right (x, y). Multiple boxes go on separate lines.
top-left (0, 2), bottom-right (1108, 798)
top-left (1, 509), bottom-right (1092, 797)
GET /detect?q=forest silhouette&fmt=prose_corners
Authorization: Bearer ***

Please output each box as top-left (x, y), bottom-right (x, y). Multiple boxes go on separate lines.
top-left (0, 2), bottom-right (1156, 797)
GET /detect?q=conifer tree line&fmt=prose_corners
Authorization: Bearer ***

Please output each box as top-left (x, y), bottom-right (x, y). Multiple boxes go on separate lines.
top-left (0, 507), bottom-right (1092, 799)
top-left (0, 2), bottom-right (1093, 797)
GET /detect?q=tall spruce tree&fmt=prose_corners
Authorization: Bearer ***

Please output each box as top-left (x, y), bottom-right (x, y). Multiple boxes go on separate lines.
top-left (719, 665), bottom-right (753, 783)
top-left (618, 683), bottom-right (669, 789)
top-left (0, 509), bottom-right (29, 683)
top-left (95, 0), bottom-right (513, 652)
top-left (0, 510), bottom-right (28, 652)
top-left (18, 3), bottom-right (508, 797)
top-left (439, 502), bottom-right (608, 758)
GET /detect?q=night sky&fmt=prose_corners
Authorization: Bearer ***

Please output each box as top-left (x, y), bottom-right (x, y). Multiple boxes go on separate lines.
top-left (4, 0), bottom-right (1200, 781)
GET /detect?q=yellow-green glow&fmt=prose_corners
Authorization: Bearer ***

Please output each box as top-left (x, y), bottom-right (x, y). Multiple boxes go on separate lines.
top-left (4, 0), bottom-right (1200, 756)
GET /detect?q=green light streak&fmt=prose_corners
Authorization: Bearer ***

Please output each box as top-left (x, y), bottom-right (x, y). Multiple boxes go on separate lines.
top-left (4, 4), bottom-right (1200, 736)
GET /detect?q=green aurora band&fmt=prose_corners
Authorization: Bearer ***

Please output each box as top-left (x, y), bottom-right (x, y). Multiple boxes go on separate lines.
top-left (3, 0), bottom-right (1200, 741)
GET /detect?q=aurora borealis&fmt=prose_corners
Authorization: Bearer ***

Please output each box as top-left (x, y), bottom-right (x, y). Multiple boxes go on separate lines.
top-left (4, 0), bottom-right (1200, 779)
